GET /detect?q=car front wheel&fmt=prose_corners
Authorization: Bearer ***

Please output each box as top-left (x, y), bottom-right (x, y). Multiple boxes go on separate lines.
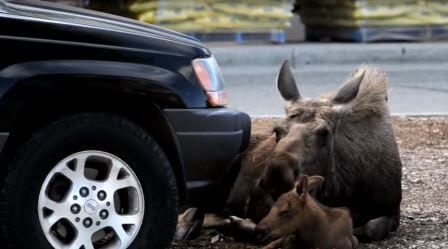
top-left (0, 113), bottom-right (178, 249)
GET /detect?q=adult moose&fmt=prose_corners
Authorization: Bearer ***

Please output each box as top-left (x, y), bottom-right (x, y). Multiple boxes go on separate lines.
top-left (258, 61), bottom-right (402, 242)
top-left (225, 61), bottom-right (402, 243)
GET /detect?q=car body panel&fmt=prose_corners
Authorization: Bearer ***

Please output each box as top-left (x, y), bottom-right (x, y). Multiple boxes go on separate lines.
top-left (0, 132), bottom-right (8, 153)
top-left (0, 0), bottom-right (211, 108)
top-left (164, 108), bottom-right (250, 183)
top-left (0, 60), bottom-right (200, 109)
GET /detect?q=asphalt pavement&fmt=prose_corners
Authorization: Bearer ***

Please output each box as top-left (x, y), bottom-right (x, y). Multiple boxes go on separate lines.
top-left (208, 43), bottom-right (448, 116)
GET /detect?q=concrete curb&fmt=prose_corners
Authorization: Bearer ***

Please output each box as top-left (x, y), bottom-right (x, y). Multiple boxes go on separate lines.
top-left (208, 43), bottom-right (448, 67)
top-left (251, 114), bottom-right (448, 119)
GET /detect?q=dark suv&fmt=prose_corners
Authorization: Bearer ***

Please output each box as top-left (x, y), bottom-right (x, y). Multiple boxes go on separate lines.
top-left (0, 1), bottom-right (250, 248)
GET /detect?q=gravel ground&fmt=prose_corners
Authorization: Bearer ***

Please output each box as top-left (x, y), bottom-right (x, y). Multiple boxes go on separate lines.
top-left (170, 116), bottom-right (448, 249)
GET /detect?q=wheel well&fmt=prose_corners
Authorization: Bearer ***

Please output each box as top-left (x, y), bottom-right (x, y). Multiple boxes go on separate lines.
top-left (0, 92), bottom-right (187, 203)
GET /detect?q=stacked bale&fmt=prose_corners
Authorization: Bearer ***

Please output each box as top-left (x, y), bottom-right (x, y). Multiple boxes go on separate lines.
top-left (295, 0), bottom-right (448, 41)
top-left (43, 0), bottom-right (84, 7)
top-left (129, 0), bottom-right (293, 33)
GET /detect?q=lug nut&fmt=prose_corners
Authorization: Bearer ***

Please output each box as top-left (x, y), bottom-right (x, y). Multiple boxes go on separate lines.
top-left (99, 209), bottom-right (109, 220)
top-left (70, 204), bottom-right (81, 214)
top-left (79, 187), bottom-right (89, 197)
top-left (83, 218), bottom-right (93, 228)
top-left (97, 191), bottom-right (107, 201)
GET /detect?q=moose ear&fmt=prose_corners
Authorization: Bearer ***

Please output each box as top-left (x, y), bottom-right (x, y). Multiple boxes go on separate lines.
top-left (307, 176), bottom-right (324, 191)
top-left (277, 60), bottom-right (301, 102)
top-left (333, 70), bottom-right (365, 104)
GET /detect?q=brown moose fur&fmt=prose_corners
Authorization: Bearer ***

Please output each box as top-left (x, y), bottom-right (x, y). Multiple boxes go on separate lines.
top-left (226, 132), bottom-right (277, 221)
top-left (226, 62), bottom-right (402, 242)
top-left (255, 175), bottom-right (358, 249)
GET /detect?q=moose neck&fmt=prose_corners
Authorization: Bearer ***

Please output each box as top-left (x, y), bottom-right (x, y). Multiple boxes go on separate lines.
top-left (296, 197), bottom-right (330, 243)
top-left (315, 144), bottom-right (335, 179)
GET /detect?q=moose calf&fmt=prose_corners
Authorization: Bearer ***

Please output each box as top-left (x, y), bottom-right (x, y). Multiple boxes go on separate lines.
top-left (254, 175), bottom-right (358, 249)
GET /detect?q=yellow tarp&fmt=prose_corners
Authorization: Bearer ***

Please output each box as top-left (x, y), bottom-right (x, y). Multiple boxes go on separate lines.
top-left (211, 2), bottom-right (292, 20)
top-left (296, 0), bottom-right (448, 27)
top-left (129, 0), bottom-right (293, 32)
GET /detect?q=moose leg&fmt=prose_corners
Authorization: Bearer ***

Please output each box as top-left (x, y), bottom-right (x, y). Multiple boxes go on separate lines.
top-left (174, 208), bottom-right (204, 240)
top-left (202, 215), bottom-right (257, 240)
top-left (350, 235), bottom-right (359, 249)
top-left (203, 213), bottom-right (232, 228)
top-left (229, 215), bottom-right (257, 232)
top-left (226, 172), bottom-right (252, 217)
top-left (354, 214), bottom-right (400, 242)
top-left (262, 237), bottom-right (285, 249)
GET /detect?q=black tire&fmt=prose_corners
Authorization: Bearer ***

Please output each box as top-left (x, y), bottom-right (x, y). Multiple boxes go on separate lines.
top-left (0, 113), bottom-right (178, 249)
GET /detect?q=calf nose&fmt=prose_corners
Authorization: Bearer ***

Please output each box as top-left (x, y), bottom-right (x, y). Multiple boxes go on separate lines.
top-left (254, 226), bottom-right (269, 243)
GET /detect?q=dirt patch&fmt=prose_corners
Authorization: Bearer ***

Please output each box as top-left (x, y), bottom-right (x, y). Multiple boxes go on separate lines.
top-left (169, 117), bottom-right (448, 249)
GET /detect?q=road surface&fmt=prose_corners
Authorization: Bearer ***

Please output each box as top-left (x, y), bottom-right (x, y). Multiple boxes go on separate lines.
top-left (209, 43), bottom-right (448, 116)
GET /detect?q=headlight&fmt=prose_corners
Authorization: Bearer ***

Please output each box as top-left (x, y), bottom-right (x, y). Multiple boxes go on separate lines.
top-left (192, 56), bottom-right (228, 107)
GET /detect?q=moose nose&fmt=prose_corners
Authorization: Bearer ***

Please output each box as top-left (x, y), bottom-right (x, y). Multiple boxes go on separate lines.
top-left (254, 226), bottom-right (269, 243)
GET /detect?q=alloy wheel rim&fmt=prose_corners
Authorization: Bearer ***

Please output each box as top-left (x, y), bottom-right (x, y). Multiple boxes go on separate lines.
top-left (38, 150), bottom-right (145, 249)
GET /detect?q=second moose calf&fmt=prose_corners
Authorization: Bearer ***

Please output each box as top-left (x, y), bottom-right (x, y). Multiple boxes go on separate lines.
top-left (254, 175), bottom-right (358, 249)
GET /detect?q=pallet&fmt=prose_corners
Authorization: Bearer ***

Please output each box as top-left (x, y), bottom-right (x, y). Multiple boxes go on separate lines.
top-left (187, 30), bottom-right (286, 44)
top-left (306, 25), bottom-right (448, 42)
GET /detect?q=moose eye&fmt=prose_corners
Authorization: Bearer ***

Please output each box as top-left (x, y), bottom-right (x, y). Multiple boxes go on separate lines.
top-left (287, 113), bottom-right (300, 119)
top-left (289, 109), bottom-right (315, 122)
top-left (279, 209), bottom-right (290, 217)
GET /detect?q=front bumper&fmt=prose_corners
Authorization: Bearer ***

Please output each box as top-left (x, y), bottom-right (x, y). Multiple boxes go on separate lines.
top-left (0, 133), bottom-right (8, 155)
top-left (163, 108), bottom-right (250, 202)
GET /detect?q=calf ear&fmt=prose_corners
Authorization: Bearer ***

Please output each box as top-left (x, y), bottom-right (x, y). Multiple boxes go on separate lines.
top-left (295, 175), bottom-right (308, 195)
top-left (307, 176), bottom-right (324, 192)
top-left (333, 69), bottom-right (365, 104)
top-left (295, 175), bottom-right (309, 204)
top-left (277, 60), bottom-right (301, 102)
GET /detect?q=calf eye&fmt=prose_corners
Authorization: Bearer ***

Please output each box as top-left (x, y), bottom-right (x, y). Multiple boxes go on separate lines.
top-left (279, 209), bottom-right (289, 217)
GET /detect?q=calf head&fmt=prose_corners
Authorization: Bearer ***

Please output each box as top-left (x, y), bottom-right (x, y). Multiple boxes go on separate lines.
top-left (254, 175), bottom-right (324, 242)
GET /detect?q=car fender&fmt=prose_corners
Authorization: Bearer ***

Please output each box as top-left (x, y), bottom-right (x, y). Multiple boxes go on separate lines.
top-left (0, 60), bottom-right (206, 108)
